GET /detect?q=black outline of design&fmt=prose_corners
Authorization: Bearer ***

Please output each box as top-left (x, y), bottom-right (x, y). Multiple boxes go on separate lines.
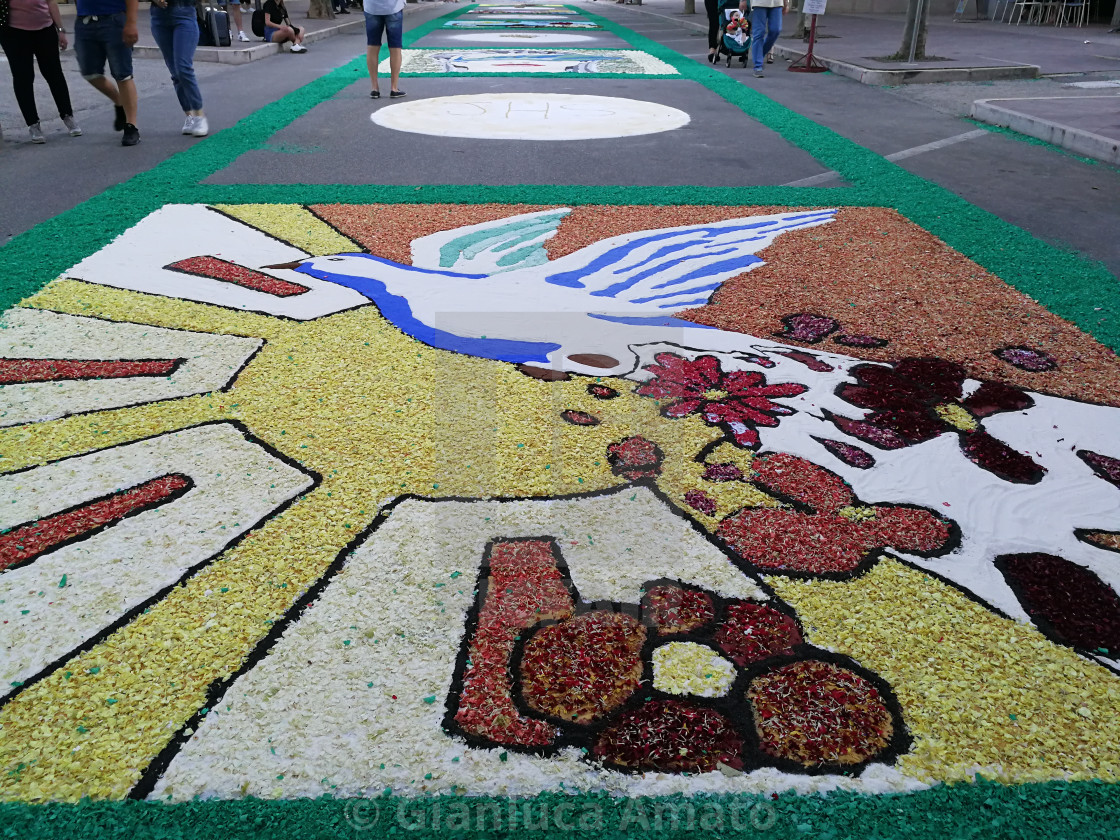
top-left (0, 357), bottom-right (187, 385)
top-left (163, 257), bottom-right (312, 299)
top-left (0, 307), bottom-right (264, 430)
top-left (0, 473), bottom-right (195, 575)
top-left (994, 552), bottom-right (1120, 669)
top-left (708, 449), bottom-right (962, 582)
top-left (993, 345), bottom-right (1059, 373)
top-left (0, 419), bottom-right (320, 710)
top-left (1074, 528), bottom-right (1120, 556)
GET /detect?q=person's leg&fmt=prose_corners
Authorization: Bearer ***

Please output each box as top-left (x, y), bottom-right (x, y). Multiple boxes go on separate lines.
top-left (30, 27), bottom-right (75, 121)
top-left (749, 6), bottom-right (767, 71)
top-left (171, 6), bottom-right (204, 113)
top-left (385, 11), bottom-right (403, 92)
top-left (704, 0), bottom-right (719, 55)
top-left (365, 11), bottom-right (385, 91)
top-left (761, 5), bottom-right (782, 57)
top-left (270, 24), bottom-right (295, 43)
top-left (0, 28), bottom-right (41, 126)
top-left (227, 2), bottom-right (244, 33)
top-left (75, 19), bottom-right (122, 111)
top-left (150, 5), bottom-right (188, 111)
top-left (105, 15), bottom-right (139, 125)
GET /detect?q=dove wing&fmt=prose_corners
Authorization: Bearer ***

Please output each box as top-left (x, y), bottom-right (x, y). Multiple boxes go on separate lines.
top-left (410, 208), bottom-right (571, 275)
top-left (540, 209), bottom-right (836, 313)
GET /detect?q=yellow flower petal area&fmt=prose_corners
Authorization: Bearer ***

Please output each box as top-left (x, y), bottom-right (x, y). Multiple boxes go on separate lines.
top-left (767, 559), bottom-right (1120, 784)
top-left (933, 403), bottom-right (978, 432)
top-left (651, 641), bottom-right (736, 698)
top-left (659, 440), bottom-right (778, 529)
top-left (214, 204), bottom-right (358, 256)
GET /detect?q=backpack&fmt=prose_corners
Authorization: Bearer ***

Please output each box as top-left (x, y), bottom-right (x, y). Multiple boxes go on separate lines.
top-left (251, 8), bottom-right (265, 37)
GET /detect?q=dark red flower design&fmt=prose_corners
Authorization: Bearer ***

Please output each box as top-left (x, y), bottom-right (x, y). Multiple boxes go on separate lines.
top-left (827, 357), bottom-right (1045, 484)
top-left (1078, 449), bottom-right (1120, 490)
top-left (703, 462), bottom-right (745, 482)
top-left (995, 346), bottom-right (1058, 372)
top-left (996, 552), bottom-right (1120, 655)
top-left (560, 409), bottom-right (600, 427)
top-left (716, 452), bottom-right (955, 576)
top-left (684, 489), bottom-right (717, 516)
top-left (813, 437), bottom-right (875, 469)
top-left (642, 584), bottom-right (715, 635)
top-left (606, 436), bottom-right (663, 480)
top-left (593, 700), bottom-right (745, 773)
top-left (588, 384), bottom-right (619, 400)
top-left (774, 313), bottom-right (839, 344)
top-left (714, 601), bottom-right (802, 666)
top-left (636, 353), bottom-right (808, 449)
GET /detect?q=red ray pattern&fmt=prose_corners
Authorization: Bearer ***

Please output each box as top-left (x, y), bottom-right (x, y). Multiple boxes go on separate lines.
top-left (165, 256), bottom-right (310, 297)
top-left (0, 358), bottom-right (181, 385)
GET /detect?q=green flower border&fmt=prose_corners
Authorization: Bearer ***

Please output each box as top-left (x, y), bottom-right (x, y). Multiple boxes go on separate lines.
top-left (2, 4), bottom-right (1118, 834)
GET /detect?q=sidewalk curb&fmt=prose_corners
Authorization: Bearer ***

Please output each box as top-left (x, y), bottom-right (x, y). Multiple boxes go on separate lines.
top-left (612, 3), bottom-right (1039, 84)
top-left (970, 96), bottom-right (1120, 165)
top-left (134, 17), bottom-right (365, 64)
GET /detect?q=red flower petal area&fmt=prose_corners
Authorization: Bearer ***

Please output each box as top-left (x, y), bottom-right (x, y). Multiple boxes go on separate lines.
top-left (0, 474), bottom-right (192, 572)
top-left (635, 352), bottom-right (807, 448)
top-left (834, 334), bottom-right (888, 349)
top-left (587, 384), bottom-right (619, 400)
top-left (606, 436), bottom-right (663, 480)
top-left (830, 357), bottom-right (1044, 484)
top-left (593, 699), bottom-right (745, 773)
top-left (996, 553), bottom-right (1120, 655)
top-left (748, 660), bottom-right (894, 768)
top-left (716, 453), bottom-right (954, 575)
top-left (995, 346), bottom-right (1058, 372)
top-left (642, 584), bottom-right (715, 635)
top-left (453, 540), bottom-right (574, 746)
top-left (813, 437), bottom-right (876, 469)
top-left (519, 611), bottom-right (646, 723)
top-left (1077, 449), bottom-right (1120, 490)
top-left (702, 462), bottom-right (744, 482)
top-left (560, 409), bottom-right (600, 427)
top-left (773, 313), bottom-right (839, 344)
top-left (772, 350), bottom-right (835, 373)
top-left (165, 256), bottom-right (310, 297)
top-left (683, 489), bottom-right (717, 516)
top-left (0, 358), bottom-right (182, 385)
top-left (714, 602), bottom-right (802, 666)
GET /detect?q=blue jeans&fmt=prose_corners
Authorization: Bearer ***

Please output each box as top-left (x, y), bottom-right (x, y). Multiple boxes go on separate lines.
top-left (750, 5), bottom-right (782, 71)
top-left (74, 13), bottom-right (134, 81)
top-left (364, 10), bottom-right (402, 48)
top-left (150, 4), bottom-right (203, 112)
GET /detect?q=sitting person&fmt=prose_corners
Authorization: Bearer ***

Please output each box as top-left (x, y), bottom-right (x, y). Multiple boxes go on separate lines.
top-left (261, 0), bottom-right (306, 51)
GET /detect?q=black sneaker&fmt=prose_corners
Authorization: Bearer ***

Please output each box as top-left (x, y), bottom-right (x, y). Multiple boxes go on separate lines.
top-left (121, 123), bottom-right (140, 146)
top-left (114, 105), bottom-right (126, 132)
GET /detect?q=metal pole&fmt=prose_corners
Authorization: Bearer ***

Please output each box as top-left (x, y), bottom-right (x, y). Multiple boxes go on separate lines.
top-left (907, 0), bottom-right (925, 63)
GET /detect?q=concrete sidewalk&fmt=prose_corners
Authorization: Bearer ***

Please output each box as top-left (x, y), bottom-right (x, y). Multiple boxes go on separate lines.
top-left (604, 0), bottom-right (1120, 163)
top-left (57, 0), bottom-right (451, 64)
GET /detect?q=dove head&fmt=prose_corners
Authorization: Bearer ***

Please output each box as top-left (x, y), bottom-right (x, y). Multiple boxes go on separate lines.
top-left (294, 253), bottom-right (490, 300)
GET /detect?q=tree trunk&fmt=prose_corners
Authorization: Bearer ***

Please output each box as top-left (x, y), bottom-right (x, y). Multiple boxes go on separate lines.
top-left (307, 0), bottom-right (335, 20)
top-left (889, 0), bottom-right (931, 60)
top-left (684, 0), bottom-right (696, 13)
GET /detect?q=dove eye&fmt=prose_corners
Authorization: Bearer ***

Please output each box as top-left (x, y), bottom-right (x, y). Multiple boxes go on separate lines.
top-left (327, 258), bottom-right (344, 262)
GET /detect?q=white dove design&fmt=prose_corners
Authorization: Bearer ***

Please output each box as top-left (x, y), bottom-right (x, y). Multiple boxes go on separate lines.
top-left (295, 208), bottom-right (837, 376)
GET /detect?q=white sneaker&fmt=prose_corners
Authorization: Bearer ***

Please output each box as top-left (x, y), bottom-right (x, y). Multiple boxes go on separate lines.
top-left (62, 115), bottom-right (82, 136)
top-left (29, 123), bottom-right (45, 144)
top-left (182, 115), bottom-right (197, 135)
top-left (191, 115), bottom-right (209, 137)
top-left (289, 43), bottom-right (307, 53)
top-left (237, 30), bottom-right (250, 41)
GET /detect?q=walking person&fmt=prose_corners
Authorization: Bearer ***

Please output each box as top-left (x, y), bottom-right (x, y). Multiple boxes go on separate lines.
top-left (704, 0), bottom-right (720, 63)
top-left (261, 0), bottom-right (306, 51)
top-left (72, 0), bottom-right (140, 145)
top-left (364, 0), bottom-right (404, 99)
top-left (0, 0), bottom-right (82, 142)
top-left (749, 0), bottom-right (785, 77)
top-left (149, 0), bottom-right (207, 137)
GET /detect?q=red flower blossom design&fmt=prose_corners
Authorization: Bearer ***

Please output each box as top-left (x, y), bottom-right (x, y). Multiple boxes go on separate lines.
top-left (636, 353), bottom-right (808, 449)
top-left (716, 452), bottom-right (955, 576)
top-left (827, 357), bottom-right (1044, 484)
top-left (606, 436), bottom-right (663, 480)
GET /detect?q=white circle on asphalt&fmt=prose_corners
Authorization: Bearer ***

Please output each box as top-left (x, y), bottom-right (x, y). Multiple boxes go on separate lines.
top-left (370, 93), bottom-right (690, 141)
top-left (438, 32), bottom-right (600, 43)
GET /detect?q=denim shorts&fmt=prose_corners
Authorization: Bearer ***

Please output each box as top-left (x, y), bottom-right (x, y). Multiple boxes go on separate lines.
top-left (74, 13), bottom-right (134, 81)
top-left (364, 10), bottom-right (402, 48)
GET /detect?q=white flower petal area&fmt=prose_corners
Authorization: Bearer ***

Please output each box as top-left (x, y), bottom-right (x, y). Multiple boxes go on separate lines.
top-left (371, 94), bottom-right (690, 141)
top-left (65, 205), bottom-right (368, 321)
top-left (0, 309), bottom-right (262, 428)
top-left (438, 32), bottom-right (602, 44)
top-left (384, 49), bottom-right (678, 75)
top-left (0, 422), bottom-right (314, 698)
top-left (651, 642), bottom-right (737, 698)
top-left (149, 488), bottom-right (918, 801)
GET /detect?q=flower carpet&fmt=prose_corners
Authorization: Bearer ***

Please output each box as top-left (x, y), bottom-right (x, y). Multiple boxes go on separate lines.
top-left (1, 2), bottom-right (1119, 838)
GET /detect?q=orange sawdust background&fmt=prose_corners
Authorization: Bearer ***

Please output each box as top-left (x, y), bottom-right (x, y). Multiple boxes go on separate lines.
top-left (310, 204), bottom-right (1120, 407)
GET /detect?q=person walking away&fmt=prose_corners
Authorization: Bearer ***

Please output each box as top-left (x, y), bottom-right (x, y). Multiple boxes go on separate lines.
top-left (261, 0), bottom-right (305, 51)
top-left (364, 0), bottom-right (403, 99)
top-left (0, 0), bottom-right (81, 142)
top-left (149, 0), bottom-right (208, 136)
top-left (73, 0), bottom-right (139, 144)
top-left (749, 0), bottom-right (785, 77)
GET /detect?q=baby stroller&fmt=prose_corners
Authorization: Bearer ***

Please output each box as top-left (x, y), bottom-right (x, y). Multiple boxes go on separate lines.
top-left (715, 0), bottom-right (751, 68)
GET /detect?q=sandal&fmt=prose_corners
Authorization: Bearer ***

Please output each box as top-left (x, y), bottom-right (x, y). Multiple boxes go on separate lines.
top-left (370, 90), bottom-right (380, 99)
